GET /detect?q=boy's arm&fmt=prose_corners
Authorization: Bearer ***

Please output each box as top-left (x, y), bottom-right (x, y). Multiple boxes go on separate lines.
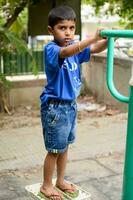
top-left (59, 37), bottom-right (97, 58)
top-left (59, 29), bottom-right (102, 58)
top-left (90, 39), bottom-right (108, 54)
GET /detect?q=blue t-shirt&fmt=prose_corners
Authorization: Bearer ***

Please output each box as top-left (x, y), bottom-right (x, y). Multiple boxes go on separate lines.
top-left (40, 41), bottom-right (91, 104)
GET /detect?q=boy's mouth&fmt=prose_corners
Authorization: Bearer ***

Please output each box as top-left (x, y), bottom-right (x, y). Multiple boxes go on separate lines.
top-left (64, 38), bottom-right (71, 42)
top-left (64, 39), bottom-right (73, 45)
top-left (54, 38), bottom-right (73, 46)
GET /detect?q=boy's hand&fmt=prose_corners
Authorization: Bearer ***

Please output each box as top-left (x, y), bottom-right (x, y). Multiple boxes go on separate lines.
top-left (94, 28), bottom-right (106, 41)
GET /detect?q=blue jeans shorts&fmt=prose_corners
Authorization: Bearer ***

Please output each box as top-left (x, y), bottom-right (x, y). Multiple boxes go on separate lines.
top-left (41, 100), bottom-right (77, 153)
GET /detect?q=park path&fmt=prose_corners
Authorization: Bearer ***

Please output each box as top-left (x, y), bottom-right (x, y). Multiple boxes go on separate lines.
top-left (0, 109), bottom-right (127, 200)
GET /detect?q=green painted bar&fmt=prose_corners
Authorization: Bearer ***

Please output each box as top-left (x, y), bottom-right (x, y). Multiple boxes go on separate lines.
top-left (101, 30), bottom-right (133, 38)
top-left (122, 86), bottom-right (133, 200)
top-left (100, 29), bottom-right (133, 200)
top-left (106, 37), bottom-right (129, 103)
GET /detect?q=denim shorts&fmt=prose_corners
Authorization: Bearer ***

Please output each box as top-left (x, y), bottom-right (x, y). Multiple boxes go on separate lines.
top-left (41, 100), bottom-right (77, 153)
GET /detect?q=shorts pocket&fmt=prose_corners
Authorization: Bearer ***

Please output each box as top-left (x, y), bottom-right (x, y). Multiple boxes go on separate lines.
top-left (47, 110), bottom-right (59, 126)
top-left (42, 104), bottom-right (59, 127)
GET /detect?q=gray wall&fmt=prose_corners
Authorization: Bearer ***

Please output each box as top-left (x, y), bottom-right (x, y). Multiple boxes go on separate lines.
top-left (82, 54), bottom-right (132, 111)
top-left (7, 55), bottom-right (132, 112)
top-left (8, 75), bottom-right (46, 108)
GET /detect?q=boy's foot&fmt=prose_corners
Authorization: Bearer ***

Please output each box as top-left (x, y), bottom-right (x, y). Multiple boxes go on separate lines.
top-left (56, 181), bottom-right (79, 197)
top-left (40, 185), bottom-right (63, 200)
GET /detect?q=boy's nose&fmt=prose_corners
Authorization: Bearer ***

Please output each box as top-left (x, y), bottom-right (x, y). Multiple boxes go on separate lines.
top-left (65, 29), bottom-right (71, 35)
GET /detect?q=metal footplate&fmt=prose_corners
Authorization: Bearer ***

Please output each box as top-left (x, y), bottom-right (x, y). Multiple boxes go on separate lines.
top-left (25, 179), bottom-right (91, 200)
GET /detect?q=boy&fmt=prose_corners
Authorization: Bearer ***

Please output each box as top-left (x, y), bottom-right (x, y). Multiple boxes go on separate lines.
top-left (40, 5), bottom-right (107, 200)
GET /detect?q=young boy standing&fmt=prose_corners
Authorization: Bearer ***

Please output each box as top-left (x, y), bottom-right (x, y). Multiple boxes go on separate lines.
top-left (40, 5), bottom-right (107, 200)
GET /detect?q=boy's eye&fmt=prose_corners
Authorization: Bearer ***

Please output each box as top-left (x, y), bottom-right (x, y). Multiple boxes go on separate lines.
top-left (60, 26), bottom-right (66, 31)
top-left (58, 25), bottom-right (75, 31)
top-left (70, 26), bottom-right (75, 31)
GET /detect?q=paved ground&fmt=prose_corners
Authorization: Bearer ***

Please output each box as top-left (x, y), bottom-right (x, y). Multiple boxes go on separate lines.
top-left (0, 106), bottom-right (128, 200)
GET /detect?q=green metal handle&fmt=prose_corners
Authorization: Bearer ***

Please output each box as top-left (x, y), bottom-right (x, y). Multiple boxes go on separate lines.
top-left (101, 29), bottom-right (133, 38)
top-left (100, 30), bottom-right (133, 103)
top-left (106, 37), bottom-right (129, 103)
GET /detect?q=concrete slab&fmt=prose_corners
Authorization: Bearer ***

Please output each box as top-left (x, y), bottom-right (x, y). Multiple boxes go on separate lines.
top-left (0, 112), bottom-right (127, 200)
top-left (66, 159), bottom-right (113, 183)
top-left (89, 175), bottom-right (123, 200)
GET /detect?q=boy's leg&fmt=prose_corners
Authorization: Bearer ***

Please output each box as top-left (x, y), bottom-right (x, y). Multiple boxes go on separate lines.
top-left (56, 149), bottom-right (68, 184)
top-left (56, 149), bottom-right (76, 192)
top-left (41, 152), bottom-right (63, 199)
top-left (56, 103), bottom-right (77, 192)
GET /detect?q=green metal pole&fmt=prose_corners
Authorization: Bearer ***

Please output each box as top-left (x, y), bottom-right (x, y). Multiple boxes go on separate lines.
top-left (100, 29), bottom-right (133, 200)
top-left (122, 69), bottom-right (133, 200)
top-left (101, 30), bottom-right (133, 38)
top-left (106, 37), bottom-right (129, 103)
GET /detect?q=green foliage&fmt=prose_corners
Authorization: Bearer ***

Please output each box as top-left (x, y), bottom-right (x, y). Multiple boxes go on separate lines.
top-left (82, 0), bottom-right (133, 28)
top-left (10, 8), bottom-right (28, 38)
top-left (0, 0), bottom-right (28, 53)
top-left (0, 26), bottom-right (38, 77)
top-left (0, 0), bottom-right (38, 91)
top-left (0, 27), bottom-right (30, 54)
top-left (0, 72), bottom-right (11, 90)
top-left (29, 59), bottom-right (38, 75)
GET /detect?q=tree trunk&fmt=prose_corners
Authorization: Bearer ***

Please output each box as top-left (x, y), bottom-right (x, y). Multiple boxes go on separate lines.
top-left (0, 82), bottom-right (4, 112)
top-left (0, 81), bottom-right (11, 114)
top-left (3, 0), bottom-right (28, 29)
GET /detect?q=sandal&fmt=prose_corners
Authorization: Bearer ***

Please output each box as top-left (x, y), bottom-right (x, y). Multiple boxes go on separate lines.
top-left (56, 184), bottom-right (79, 198)
top-left (38, 191), bottom-right (63, 200)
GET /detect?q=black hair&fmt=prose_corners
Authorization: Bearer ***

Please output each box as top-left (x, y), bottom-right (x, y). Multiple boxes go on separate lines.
top-left (48, 6), bottom-right (76, 28)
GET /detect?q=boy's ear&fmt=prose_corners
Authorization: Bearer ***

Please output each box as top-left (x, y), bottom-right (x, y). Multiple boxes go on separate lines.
top-left (48, 26), bottom-right (53, 35)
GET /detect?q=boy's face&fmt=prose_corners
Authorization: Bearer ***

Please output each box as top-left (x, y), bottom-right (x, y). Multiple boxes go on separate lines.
top-left (48, 20), bottom-right (76, 46)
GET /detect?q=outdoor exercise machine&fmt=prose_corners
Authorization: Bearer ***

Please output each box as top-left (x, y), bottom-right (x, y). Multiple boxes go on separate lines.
top-left (25, 30), bottom-right (133, 200)
top-left (100, 29), bottom-right (133, 200)
top-left (25, 179), bottom-right (91, 199)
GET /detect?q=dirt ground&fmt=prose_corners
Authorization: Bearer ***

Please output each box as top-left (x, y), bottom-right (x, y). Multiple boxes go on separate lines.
top-left (0, 95), bottom-right (127, 200)
top-left (0, 95), bottom-right (120, 130)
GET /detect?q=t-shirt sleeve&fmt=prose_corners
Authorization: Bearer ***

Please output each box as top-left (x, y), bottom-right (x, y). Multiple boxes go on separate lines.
top-left (45, 43), bottom-right (63, 70)
top-left (77, 47), bottom-right (91, 64)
